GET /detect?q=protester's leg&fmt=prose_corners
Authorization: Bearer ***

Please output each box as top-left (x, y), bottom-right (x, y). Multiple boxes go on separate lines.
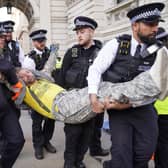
top-left (0, 108), bottom-right (25, 168)
top-left (132, 105), bottom-right (158, 168)
top-left (155, 115), bottom-right (168, 168)
top-left (64, 123), bottom-right (82, 166)
top-left (103, 111), bottom-right (134, 168)
top-left (149, 47), bottom-right (168, 94)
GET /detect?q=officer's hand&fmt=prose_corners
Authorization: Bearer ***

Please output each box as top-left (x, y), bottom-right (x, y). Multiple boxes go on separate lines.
top-left (104, 97), bottom-right (131, 110)
top-left (11, 81), bottom-right (23, 101)
top-left (90, 94), bottom-right (105, 113)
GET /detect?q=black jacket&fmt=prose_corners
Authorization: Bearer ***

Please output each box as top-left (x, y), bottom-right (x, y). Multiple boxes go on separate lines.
top-left (58, 40), bottom-right (102, 89)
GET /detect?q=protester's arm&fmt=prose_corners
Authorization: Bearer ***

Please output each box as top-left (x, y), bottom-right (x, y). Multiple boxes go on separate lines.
top-left (18, 45), bottom-right (25, 66)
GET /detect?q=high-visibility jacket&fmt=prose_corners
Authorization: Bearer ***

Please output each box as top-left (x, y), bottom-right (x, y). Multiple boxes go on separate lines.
top-left (24, 79), bottom-right (64, 119)
top-left (154, 97), bottom-right (168, 115)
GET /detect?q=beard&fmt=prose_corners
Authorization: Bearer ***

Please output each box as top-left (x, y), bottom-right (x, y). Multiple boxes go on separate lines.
top-left (137, 32), bottom-right (157, 45)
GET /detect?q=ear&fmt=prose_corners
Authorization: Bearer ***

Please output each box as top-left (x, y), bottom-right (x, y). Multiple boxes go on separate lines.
top-left (132, 22), bottom-right (139, 33)
top-left (89, 28), bottom-right (95, 36)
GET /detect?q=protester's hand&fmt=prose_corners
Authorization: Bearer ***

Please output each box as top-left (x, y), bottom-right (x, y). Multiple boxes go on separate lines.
top-left (104, 97), bottom-right (131, 110)
top-left (90, 94), bottom-right (105, 113)
top-left (11, 81), bottom-right (23, 101)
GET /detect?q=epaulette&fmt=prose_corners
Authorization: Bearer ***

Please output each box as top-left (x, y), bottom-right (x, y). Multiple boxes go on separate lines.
top-left (116, 34), bottom-right (131, 56)
top-left (28, 50), bottom-right (36, 58)
top-left (71, 44), bottom-right (81, 58)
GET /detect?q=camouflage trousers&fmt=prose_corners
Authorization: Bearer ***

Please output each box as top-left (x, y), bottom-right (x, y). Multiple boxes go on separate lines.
top-left (52, 72), bottom-right (160, 124)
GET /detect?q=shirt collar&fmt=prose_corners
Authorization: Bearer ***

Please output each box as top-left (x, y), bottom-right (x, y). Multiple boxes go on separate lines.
top-left (131, 36), bottom-right (146, 55)
top-left (83, 40), bottom-right (95, 49)
top-left (34, 47), bottom-right (43, 54)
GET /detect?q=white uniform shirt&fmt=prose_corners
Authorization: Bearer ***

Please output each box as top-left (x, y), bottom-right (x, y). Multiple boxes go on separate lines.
top-left (22, 48), bottom-right (43, 71)
top-left (87, 36), bottom-right (145, 94)
top-left (8, 41), bottom-right (25, 66)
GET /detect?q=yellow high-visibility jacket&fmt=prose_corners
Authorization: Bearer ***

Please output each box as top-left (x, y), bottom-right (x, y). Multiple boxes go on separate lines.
top-left (24, 79), bottom-right (64, 119)
top-left (154, 97), bottom-right (168, 115)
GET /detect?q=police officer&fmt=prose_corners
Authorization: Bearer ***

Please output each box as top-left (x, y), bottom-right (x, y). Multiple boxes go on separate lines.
top-left (3, 20), bottom-right (24, 67)
top-left (23, 29), bottom-right (56, 160)
top-left (0, 24), bottom-right (25, 168)
top-left (88, 3), bottom-right (165, 168)
top-left (154, 27), bottom-right (168, 168)
top-left (58, 16), bottom-right (102, 168)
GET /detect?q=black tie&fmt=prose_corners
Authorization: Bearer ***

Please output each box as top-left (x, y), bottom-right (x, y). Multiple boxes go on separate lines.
top-left (134, 44), bottom-right (141, 58)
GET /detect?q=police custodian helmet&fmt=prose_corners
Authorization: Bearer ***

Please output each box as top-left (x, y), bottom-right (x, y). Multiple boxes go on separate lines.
top-left (127, 2), bottom-right (165, 23)
top-left (0, 22), bottom-right (6, 35)
top-left (73, 16), bottom-right (98, 31)
top-left (29, 29), bottom-right (47, 42)
top-left (3, 20), bottom-right (15, 32)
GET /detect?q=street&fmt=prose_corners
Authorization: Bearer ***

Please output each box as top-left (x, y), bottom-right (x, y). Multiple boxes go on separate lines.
top-left (14, 111), bottom-right (154, 168)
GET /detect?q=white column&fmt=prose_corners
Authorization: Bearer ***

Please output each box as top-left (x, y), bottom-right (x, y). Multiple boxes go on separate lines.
top-left (40, 0), bottom-right (51, 45)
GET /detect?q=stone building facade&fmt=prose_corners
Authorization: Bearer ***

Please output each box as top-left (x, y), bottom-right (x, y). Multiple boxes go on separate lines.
top-left (0, 0), bottom-right (168, 56)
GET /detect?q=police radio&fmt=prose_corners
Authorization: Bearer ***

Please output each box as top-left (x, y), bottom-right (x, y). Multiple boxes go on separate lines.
top-left (140, 41), bottom-right (163, 58)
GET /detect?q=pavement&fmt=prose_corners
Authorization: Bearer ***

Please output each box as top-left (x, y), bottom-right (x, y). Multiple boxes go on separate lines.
top-left (13, 111), bottom-right (154, 168)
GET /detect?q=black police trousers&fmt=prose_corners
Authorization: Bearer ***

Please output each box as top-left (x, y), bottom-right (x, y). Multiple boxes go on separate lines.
top-left (155, 115), bottom-right (168, 168)
top-left (0, 85), bottom-right (25, 168)
top-left (89, 113), bottom-right (104, 153)
top-left (64, 119), bottom-right (94, 165)
top-left (31, 110), bottom-right (55, 149)
top-left (103, 105), bottom-right (158, 168)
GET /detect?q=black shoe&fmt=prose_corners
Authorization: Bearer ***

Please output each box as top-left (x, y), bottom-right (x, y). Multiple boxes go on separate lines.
top-left (44, 142), bottom-right (56, 153)
top-left (63, 162), bottom-right (76, 168)
top-left (75, 162), bottom-right (86, 168)
top-left (34, 147), bottom-right (44, 160)
top-left (90, 148), bottom-right (109, 157)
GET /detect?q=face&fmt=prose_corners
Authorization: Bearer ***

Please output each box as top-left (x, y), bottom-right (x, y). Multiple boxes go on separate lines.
top-left (17, 69), bottom-right (36, 86)
top-left (0, 35), bottom-right (6, 49)
top-left (33, 39), bottom-right (46, 51)
top-left (5, 32), bottom-right (12, 42)
top-left (132, 21), bottom-right (159, 44)
top-left (76, 27), bottom-right (94, 47)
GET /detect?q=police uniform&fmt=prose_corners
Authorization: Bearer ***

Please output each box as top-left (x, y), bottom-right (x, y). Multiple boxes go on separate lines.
top-left (23, 29), bottom-right (56, 160)
top-left (0, 25), bottom-right (25, 168)
top-left (3, 20), bottom-right (25, 67)
top-left (58, 16), bottom-right (103, 168)
top-left (154, 27), bottom-right (168, 168)
top-left (87, 3), bottom-right (165, 168)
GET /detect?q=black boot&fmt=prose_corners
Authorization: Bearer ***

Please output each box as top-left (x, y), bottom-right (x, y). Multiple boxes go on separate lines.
top-left (64, 161), bottom-right (76, 168)
top-left (75, 161), bottom-right (86, 168)
top-left (44, 142), bottom-right (56, 153)
top-left (34, 147), bottom-right (44, 160)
